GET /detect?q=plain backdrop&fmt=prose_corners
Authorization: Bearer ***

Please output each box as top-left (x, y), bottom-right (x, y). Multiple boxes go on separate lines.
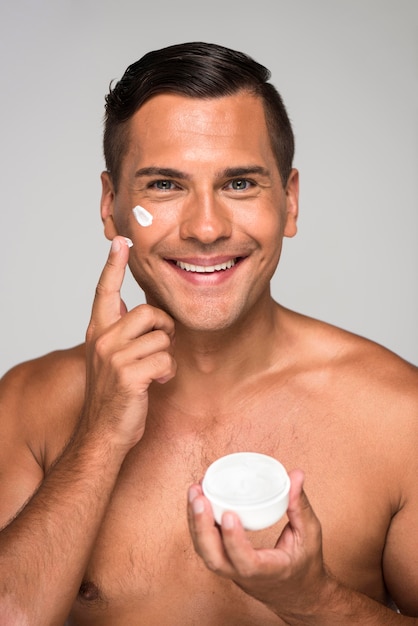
top-left (0, 0), bottom-right (417, 376)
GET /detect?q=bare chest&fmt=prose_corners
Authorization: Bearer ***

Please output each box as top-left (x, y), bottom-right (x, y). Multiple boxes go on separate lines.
top-left (68, 399), bottom-right (393, 624)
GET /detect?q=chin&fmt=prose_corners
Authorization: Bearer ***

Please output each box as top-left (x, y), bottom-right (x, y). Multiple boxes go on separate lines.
top-left (179, 320), bottom-right (234, 333)
top-left (172, 303), bottom-right (249, 334)
top-left (145, 288), bottom-right (254, 332)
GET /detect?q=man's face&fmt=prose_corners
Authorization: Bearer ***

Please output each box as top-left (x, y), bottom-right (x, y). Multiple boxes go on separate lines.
top-left (101, 91), bottom-right (298, 332)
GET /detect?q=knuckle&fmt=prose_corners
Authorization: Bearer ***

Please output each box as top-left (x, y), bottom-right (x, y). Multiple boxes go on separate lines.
top-left (135, 303), bottom-right (174, 333)
top-left (162, 351), bottom-right (176, 372)
top-left (94, 278), bottom-right (110, 299)
top-left (107, 348), bottom-right (124, 370)
top-left (94, 332), bottom-right (113, 359)
top-left (140, 329), bottom-right (171, 351)
top-left (136, 303), bottom-right (157, 326)
top-left (237, 563), bottom-right (256, 579)
top-left (153, 330), bottom-right (172, 350)
top-left (150, 351), bottom-right (173, 373)
top-left (115, 364), bottom-right (135, 390)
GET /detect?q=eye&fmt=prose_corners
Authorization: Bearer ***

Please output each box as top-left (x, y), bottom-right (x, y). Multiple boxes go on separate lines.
top-left (152, 180), bottom-right (176, 191)
top-left (227, 178), bottom-right (253, 191)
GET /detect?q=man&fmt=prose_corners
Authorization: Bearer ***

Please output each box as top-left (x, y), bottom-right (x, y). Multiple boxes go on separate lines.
top-left (0, 42), bottom-right (417, 625)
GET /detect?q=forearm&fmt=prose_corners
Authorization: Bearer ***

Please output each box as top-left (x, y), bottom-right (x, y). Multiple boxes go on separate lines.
top-left (277, 577), bottom-right (416, 626)
top-left (0, 428), bottom-right (127, 626)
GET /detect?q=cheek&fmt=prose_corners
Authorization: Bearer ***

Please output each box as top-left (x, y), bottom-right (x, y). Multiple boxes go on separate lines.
top-left (244, 206), bottom-right (284, 247)
top-left (114, 205), bottom-right (156, 245)
top-left (112, 203), bottom-right (131, 236)
top-left (254, 212), bottom-right (286, 271)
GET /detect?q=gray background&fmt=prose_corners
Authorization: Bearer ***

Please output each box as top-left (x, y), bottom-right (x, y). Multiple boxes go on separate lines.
top-left (0, 0), bottom-right (417, 376)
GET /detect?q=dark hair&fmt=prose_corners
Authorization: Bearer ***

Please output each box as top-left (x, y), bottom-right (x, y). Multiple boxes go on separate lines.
top-left (104, 42), bottom-right (294, 190)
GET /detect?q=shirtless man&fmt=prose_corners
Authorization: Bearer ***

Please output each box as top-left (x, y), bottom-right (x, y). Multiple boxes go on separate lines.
top-left (0, 42), bottom-right (417, 625)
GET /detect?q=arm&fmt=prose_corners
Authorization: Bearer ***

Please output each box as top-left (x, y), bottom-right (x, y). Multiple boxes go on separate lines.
top-left (188, 470), bottom-right (418, 625)
top-left (0, 236), bottom-right (176, 626)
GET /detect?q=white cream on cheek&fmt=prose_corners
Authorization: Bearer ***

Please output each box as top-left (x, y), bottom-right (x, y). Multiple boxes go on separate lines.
top-left (132, 205), bottom-right (153, 227)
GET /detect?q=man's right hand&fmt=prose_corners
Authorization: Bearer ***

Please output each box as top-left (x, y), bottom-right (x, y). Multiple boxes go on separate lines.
top-left (81, 236), bottom-right (176, 451)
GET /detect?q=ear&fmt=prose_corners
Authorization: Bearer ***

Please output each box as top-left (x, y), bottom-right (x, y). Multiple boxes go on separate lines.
top-left (283, 168), bottom-right (299, 238)
top-left (100, 171), bottom-right (119, 241)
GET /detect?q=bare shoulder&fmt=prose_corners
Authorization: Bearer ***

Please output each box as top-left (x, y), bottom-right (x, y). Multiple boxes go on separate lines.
top-left (0, 344), bottom-right (87, 468)
top-left (283, 308), bottom-right (418, 450)
top-left (287, 308), bottom-right (418, 398)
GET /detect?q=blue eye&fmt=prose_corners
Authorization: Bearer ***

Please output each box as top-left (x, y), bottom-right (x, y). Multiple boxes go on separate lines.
top-left (155, 180), bottom-right (175, 190)
top-left (229, 179), bottom-right (251, 191)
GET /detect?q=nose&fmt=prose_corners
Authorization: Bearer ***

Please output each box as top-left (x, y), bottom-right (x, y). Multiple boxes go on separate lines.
top-left (179, 191), bottom-right (232, 244)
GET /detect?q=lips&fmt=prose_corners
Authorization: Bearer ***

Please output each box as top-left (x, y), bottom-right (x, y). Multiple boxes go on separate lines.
top-left (175, 258), bottom-right (237, 273)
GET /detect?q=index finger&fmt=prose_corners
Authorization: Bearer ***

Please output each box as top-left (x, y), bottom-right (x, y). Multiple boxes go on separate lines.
top-left (89, 236), bottom-right (132, 334)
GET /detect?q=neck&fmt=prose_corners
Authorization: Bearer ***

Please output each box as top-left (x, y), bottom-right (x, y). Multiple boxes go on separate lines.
top-left (156, 298), bottom-right (293, 412)
top-left (151, 298), bottom-right (291, 433)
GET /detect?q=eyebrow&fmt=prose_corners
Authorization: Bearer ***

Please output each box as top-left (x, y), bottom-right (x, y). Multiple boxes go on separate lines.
top-left (134, 166), bottom-right (190, 179)
top-left (134, 165), bottom-right (271, 180)
top-left (219, 165), bottom-right (270, 179)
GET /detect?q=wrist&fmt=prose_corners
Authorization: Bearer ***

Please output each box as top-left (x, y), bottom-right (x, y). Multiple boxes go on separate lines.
top-left (66, 418), bottom-right (132, 474)
top-left (73, 407), bottom-right (142, 458)
top-left (277, 570), bottom-right (341, 626)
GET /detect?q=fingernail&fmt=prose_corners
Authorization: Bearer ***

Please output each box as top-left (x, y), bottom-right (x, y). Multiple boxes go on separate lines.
top-left (111, 238), bottom-right (121, 252)
top-left (188, 486), bottom-right (199, 503)
top-left (222, 513), bottom-right (235, 529)
top-left (192, 498), bottom-right (205, 515)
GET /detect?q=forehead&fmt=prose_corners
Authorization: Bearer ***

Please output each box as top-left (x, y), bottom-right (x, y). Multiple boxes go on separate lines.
top-left (124, 92), bottom-right (276, 171)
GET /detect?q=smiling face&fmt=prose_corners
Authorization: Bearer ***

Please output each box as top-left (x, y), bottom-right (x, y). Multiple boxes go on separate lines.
top-left (101, 91), bottom-right (299, 332)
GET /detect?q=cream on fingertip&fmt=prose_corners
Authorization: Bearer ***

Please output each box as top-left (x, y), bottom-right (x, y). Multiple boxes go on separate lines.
top-left (124, 237), bottom-right (133, 248)
top-left (133, 205), bottom-right (153, 227)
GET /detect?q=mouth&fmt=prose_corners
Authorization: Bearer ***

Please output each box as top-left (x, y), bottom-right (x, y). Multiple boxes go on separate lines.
top-left (173, 258), bottom-right (241, 273)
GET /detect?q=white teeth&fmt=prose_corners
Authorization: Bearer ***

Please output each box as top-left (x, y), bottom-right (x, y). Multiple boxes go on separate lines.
top-left (176, 259), bottom-right (236, 273)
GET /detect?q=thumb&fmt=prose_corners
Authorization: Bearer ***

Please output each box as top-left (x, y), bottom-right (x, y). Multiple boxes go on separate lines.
top-left (286, 469), bottom-right (319, 536)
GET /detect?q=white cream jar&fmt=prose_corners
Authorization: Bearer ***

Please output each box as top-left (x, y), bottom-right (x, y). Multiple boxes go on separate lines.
top-left (202, 452), bottom-right (290, 531)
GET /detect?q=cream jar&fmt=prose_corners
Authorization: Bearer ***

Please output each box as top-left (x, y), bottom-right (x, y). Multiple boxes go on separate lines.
top-left (202, 452), bottom-right (290, 531)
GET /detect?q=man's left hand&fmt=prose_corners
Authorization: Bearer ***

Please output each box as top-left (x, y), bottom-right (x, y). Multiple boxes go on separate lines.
top-left (187, 469), bottom-right (335, 622)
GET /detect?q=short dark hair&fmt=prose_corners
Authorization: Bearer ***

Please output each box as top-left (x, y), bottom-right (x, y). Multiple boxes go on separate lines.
top-left (104, 42), bottom-right (294, 190)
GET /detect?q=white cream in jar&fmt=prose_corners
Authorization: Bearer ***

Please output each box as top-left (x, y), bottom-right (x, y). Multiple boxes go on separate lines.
top-left (202, 452), bottom-right (290, 531)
